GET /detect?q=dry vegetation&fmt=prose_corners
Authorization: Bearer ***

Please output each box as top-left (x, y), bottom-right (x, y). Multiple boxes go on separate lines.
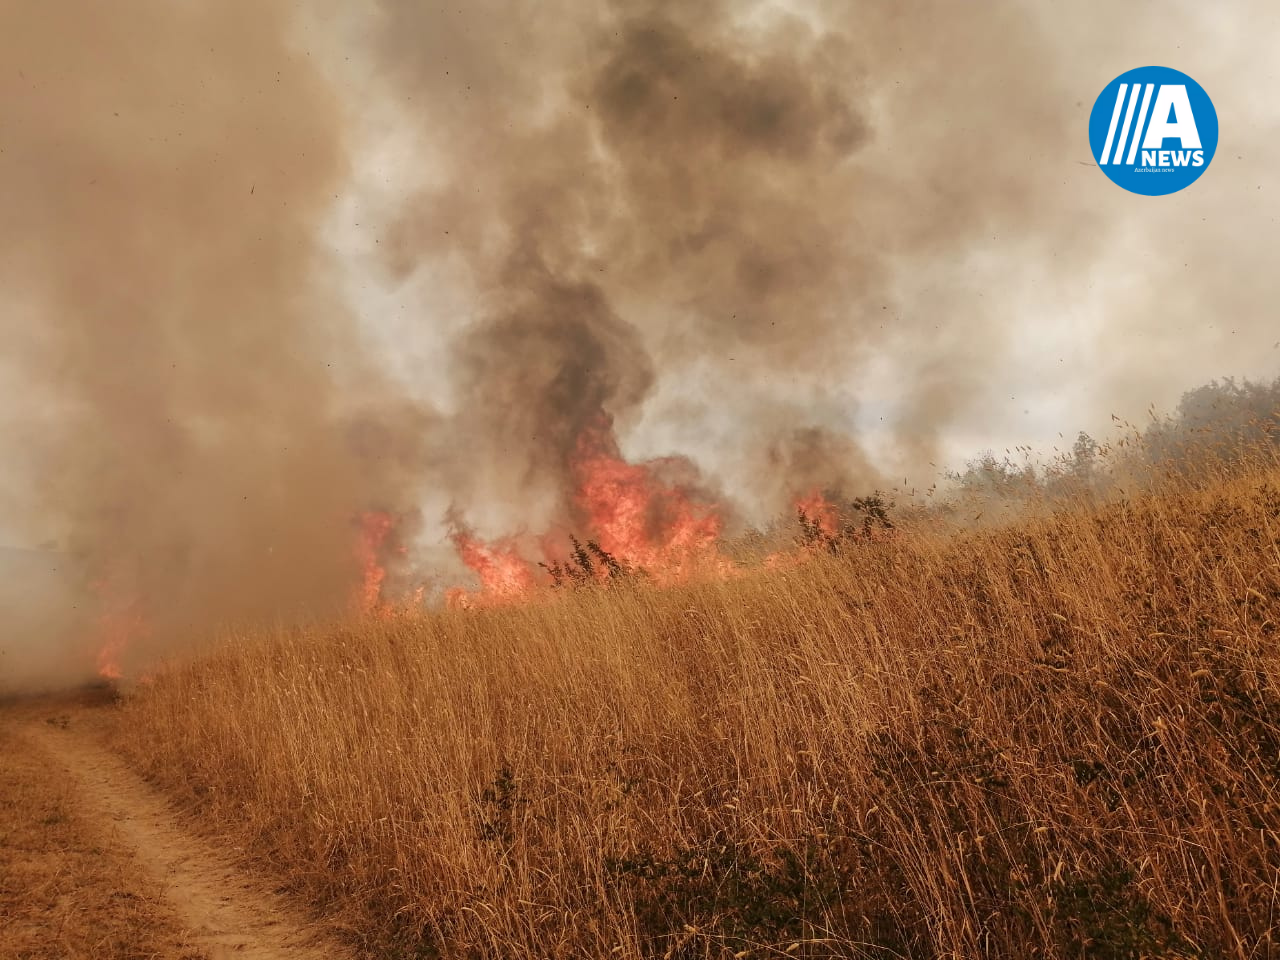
top-left (113, 447), bottom-right (1280, 959)
top-left (0, 693), bottom-right (200, 960)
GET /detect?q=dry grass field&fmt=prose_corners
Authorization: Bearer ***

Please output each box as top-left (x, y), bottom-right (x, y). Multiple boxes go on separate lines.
top-left (112, 452), bottom-right (1280, 959)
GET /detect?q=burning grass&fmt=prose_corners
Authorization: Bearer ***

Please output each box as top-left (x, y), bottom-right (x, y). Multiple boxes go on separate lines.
top-left (111, 454), bottom-right (1280, 958)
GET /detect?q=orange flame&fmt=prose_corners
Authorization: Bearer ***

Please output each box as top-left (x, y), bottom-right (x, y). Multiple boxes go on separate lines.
top-left (760, 491), bottom-right (844, 568)
top-left (356, 510), bottom-right (394, 615)
top-left (446, 531), bottom-right (537, 608)
top-left (89, 580), bottom-right (147, 680)
top-left (443, 415), bottom-right (735, 604)
top-left (795, 489), bottom-right (840, 538)
top-left (355, 511), bottom-right (429, 617)
top-left (570, 417), bottom-right (724, 579)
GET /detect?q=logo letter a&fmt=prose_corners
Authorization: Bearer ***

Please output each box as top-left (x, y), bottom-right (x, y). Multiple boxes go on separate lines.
top-left (1142, 85), bottom-right (1202, 149)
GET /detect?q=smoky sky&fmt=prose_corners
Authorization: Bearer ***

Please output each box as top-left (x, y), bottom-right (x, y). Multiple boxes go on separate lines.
top-left (361, 0), bottom-right (1108, 519)
top-left (1, 0), bottom-right (1277, 686)
top-left (362, 0), bottom-right (1280, 525)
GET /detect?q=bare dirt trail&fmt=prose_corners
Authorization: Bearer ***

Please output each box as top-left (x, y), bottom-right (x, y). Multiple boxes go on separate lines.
top-left (9, 696), bottom-right (354, 960)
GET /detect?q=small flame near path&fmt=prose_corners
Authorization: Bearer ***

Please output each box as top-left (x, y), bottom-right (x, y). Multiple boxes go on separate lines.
top-left (89, 579), bottom-right (148, 681)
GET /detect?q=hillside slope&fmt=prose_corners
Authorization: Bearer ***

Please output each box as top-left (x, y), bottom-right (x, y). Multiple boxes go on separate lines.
top-left (115, 463), bottom-right (1280, 958)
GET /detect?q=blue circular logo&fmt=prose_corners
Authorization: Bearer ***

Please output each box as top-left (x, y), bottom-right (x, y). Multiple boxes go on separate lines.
top-left (1088, 66), bottom-right (1217, 196)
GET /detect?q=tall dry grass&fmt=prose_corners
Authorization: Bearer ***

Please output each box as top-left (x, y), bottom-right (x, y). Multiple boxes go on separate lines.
top-left (115, 454), bottom-right (1280, 959)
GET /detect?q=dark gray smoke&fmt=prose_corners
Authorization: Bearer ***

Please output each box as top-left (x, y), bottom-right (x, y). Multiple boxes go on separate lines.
top-left (361, 0), bottom-right (1118, 524)
top-left (360, 0), bottom-right (1275, 524)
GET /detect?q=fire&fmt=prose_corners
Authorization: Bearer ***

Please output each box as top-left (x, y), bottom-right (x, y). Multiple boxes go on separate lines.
top-left (96, 633), bottom-right (125, 679)
top-left (570, 416), bottom-right (724, 579)
top-left (795, 489), bottom-right (840, 538)
top-left (89, 580), bottom-right (147, 680)
top-left (353, 510), bottom-right (430, 617)
top-left (438, 419), bottom-right (893, 609)
top-left (356, 510), bottom-right (394, 615)
top-left (790, 489), bottom-right (898, 548)
top-left (442, 415), bottom-right (731, 604)
top-left (446, 531), bottom-right (537, 608)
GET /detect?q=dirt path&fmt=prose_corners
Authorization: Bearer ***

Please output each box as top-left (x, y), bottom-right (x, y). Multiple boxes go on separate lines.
top-left (9, 698), bottom-right (353, 960)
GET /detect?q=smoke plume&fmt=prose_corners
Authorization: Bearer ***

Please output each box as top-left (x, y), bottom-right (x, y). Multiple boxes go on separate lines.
top-left (1, 0), bottom-right (1276, 685)
top-left (360, 0), bottom-right (1276, 516)
top-left (363, 0), bottom-right (1109, 520)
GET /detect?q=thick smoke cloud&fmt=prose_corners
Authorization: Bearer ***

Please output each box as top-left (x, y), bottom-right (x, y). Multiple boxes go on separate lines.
top-left (2, 0), bottom-right (1276, 686)
top-left (0, 0), bottom-right (417, 686)
top-left (362, 0), bottom-right (1276, 518)
top-left (364, 0), bottom-right (1112, 524)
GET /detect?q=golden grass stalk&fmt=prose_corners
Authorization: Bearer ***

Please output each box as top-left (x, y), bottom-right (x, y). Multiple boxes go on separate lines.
top-left (116, 455), bottom-right (1280, 958)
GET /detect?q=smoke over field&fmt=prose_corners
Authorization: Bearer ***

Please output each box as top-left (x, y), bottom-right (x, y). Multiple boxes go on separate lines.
top-left (1, 0), bottom-right (1277, 684)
